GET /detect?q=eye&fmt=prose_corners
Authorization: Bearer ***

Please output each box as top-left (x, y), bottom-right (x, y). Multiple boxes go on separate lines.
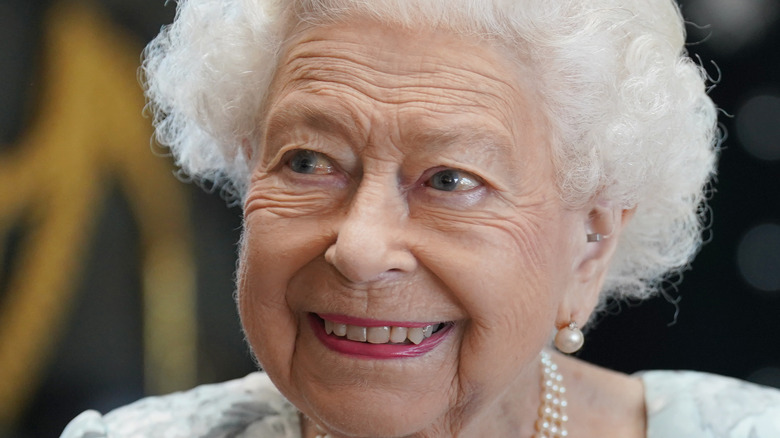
top-left (426, 169), bottom-right (481, 192)
top-left (287, 149), bottom-right (334, 175)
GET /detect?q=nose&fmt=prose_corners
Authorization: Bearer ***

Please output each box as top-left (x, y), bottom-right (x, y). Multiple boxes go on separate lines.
top-left (324, 180), bottom-right (417, 283)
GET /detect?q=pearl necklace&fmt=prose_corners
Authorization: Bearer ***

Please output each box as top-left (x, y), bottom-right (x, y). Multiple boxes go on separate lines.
top-left (534, 351), bottom-right (569, 437)
top-left (314, 351), bottom-right (568, 438)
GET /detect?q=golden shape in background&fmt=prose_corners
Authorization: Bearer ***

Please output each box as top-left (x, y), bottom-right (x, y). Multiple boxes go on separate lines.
top-left (0, 0), bottom-right (197, 425)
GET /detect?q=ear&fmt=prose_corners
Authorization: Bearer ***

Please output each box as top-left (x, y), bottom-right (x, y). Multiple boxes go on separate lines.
top-left (557, 202), bottom-right (636, 328)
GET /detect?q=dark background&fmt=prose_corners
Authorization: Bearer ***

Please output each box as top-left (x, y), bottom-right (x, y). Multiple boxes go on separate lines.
top-left (0, 0), bottom-right (778, 436)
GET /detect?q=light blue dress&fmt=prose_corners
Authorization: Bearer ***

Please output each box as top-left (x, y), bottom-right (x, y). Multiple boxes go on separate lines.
top-left (61, 370), bottom-right (780, 437)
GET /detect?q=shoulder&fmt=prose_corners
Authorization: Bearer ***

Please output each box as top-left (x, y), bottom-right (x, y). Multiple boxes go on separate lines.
top-left (60, 372), bottom-right (301, 438)
top-left (640, 370), bottom-right (780, 438)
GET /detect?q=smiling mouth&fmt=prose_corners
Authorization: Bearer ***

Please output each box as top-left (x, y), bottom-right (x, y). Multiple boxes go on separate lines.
top-left (314, 314), bottom-right (450, 345)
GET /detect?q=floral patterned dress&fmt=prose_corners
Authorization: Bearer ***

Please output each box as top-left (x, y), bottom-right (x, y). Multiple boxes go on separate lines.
top-left (61, 370), bottom-right (780, 437)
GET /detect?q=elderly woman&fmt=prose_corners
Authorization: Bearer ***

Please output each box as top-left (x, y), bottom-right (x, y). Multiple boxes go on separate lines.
top-left (63, 0), bottom-right (780, 437)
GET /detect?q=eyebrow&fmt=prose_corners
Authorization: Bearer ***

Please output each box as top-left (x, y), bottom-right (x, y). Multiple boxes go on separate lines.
top-left (265, 101), bottom-right (362, 145)
top-left (407, 125), bottom-right (515, 157)
top-left (265, 100), bottom-right (516, 163)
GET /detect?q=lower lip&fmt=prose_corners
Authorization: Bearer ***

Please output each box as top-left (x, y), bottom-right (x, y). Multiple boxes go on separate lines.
top-left (308, 314), bottom-right (453, 359)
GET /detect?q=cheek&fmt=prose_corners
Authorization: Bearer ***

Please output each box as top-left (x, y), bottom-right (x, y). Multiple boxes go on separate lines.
top-left (411, 212), bottom-right (571, 381)
top-left (237, 209), bottom-right (335, 378)
top-left (241, 181), bottom-right (341, 286)
top-left (431, 225), bottom-right (557, 343)
top-left (416, 207), bottom-right (568, 305)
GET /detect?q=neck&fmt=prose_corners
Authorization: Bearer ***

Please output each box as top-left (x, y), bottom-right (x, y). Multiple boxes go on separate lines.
top-left (552, 352), bottom-right (647, 437)
top-left (456, 351), bottom-right (554, 438)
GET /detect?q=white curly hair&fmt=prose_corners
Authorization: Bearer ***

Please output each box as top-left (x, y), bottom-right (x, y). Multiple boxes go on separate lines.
top-left (141, 0), bottom-right (719, 313)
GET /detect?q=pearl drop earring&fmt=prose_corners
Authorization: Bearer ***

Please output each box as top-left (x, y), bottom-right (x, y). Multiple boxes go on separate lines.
top-left (554, 321), bottom-right (584, 354)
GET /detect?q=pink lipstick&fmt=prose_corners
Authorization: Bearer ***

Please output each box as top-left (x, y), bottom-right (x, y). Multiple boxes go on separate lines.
top-left (308, 313), bottom-right (452, 359)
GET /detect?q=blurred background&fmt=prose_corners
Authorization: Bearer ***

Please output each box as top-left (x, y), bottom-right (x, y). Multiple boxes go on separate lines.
top-left (0, 0), bottom-right (778, 436)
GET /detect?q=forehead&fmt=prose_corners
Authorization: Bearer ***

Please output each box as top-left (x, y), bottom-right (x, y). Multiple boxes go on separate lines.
top-left (272, 22), bottom-right (531, 105)
top-left (263, 21), bottom-right (549, 164)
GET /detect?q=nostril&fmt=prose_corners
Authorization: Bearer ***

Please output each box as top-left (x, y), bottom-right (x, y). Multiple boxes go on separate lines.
top-left (324, 219), bottom-right (417, 282)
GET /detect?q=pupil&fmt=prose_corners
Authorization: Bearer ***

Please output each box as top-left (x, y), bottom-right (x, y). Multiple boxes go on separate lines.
top-left (291, 151), bottom-right (316, 173)
top-left (433, 170), bottom-right (460, 191)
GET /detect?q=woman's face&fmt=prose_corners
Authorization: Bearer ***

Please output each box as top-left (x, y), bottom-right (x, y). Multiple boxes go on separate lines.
top-left (239, 21), bottom-right (591, 437)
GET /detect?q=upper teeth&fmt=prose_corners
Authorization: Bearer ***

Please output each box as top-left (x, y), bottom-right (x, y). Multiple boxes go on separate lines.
top-left (324, 319), bottom-right (441, 345)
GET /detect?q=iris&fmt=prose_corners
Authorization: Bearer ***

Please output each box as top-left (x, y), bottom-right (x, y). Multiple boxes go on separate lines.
top-left (289, 150), bottom-right (332, 174)
top-left (429, 169), bottom-right (461, 191)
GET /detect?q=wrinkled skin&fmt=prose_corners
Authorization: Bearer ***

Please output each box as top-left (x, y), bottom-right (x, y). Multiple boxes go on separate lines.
top-left (238, 21), bottom-right (613, 438)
